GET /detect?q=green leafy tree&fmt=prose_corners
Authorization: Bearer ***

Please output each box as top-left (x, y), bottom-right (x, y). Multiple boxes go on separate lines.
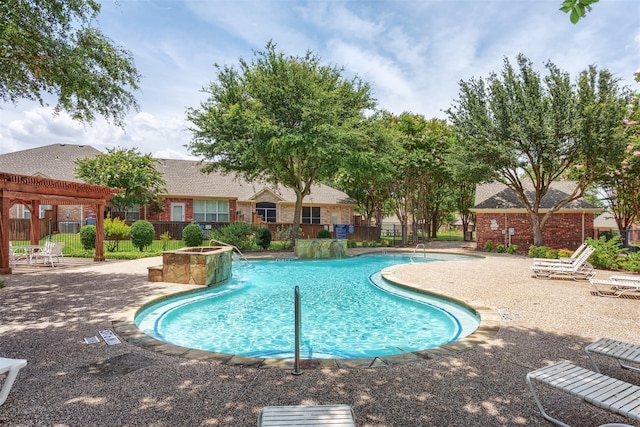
top-left (447, 54), bottom-right (629, 246)
top-left (182, 224), bottom-right (204, 247)
top-left (130, 220), bottom-right (154, 251)
top-left (187, 42), bottom-right (375, 245)
top-left (75, 147), bottom-right (167, 217)
top-left (560, 0), bottom-right (599, 23)
top-left (0, 0), bottom-right (140, 126)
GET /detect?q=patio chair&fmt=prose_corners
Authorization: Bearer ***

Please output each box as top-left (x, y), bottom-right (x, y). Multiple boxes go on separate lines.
top-left (531, 245), bottom-right (595, 280)
top-left (0, 357), bottom-right (27, 406)
top-left (585, 337), bottom-right (640, 374)
top-left (526, 361), bottom-right (640, 426)
top-left (532, 242), bottom-right (589, 266)
top-left (8, 243), bottom-right (28, 267)
top-left (34, 242), bottom-right (65, 267)
top-left (257, 404), bottom-right (356, 426)
top-left (589, 276), bottom-right (640, 298)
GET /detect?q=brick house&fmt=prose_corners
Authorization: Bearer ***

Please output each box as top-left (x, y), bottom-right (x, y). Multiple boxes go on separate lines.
top-left (0, 144), bottom-right (355, 230)
top-left (472, 182), bottom-right (601, 252)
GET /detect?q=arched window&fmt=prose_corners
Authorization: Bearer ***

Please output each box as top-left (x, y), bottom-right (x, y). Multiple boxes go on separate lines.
top-left (256, 202), bottom-right (276, 222)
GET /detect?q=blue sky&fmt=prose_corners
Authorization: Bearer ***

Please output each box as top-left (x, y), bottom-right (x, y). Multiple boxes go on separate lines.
top-left (1, 0), bottom-right (638, 159)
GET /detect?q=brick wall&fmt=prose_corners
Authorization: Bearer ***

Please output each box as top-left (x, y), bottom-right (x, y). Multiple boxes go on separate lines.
top-left (476, 212), bottom-right (595, 252)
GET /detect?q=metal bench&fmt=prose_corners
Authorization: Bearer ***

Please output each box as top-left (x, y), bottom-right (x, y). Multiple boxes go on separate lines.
top-left (586, 338), bottom-right (640, 374)
top-left (526, 361), bottom-right (640, 427)
top-left (258, 404), bottom-right (356, 426)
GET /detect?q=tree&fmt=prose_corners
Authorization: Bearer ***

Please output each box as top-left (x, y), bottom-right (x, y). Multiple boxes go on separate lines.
top-left (560, 0), bottom-right (599, 23)
top-left (187, 42), bottom-right (374, 244)
top-left (75, 147), bottom-right (167, 217)
top-left (447, 54), bottom-right (629, 246)
top-left (0, 0), bottom-right (140, 126)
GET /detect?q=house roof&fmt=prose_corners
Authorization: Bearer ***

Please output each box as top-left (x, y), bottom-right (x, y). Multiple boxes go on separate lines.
top-left (473, 181), bottom-right (600, 211)
top-left (0, 144), bottom-right (354, 205)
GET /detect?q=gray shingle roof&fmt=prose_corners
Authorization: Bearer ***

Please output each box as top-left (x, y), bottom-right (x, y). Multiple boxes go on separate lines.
top-left (474, 181), bottom-right (599, 210)
top-left (0, 144), bottom-right (353, 205)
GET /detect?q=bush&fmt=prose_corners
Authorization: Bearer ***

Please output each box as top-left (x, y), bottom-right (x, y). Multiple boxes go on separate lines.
top-left (255, 227), bottom-right (272, 250)
top-left (317, 229), bottom-right (332, 238)
top-left (506, 244), bottom-right (518, 254)
top-left (621, 251), bottom-right (640, 272)
top-left (130, 220), bottom-right (155, 251)
top-left (160, 231), bottom-right (172, 251)
top-left (484, 240), bottom-right (494, 252)
top-left (79, 225), bottom-right (96, 250)
top-left (557, 248), bottom-right (574, 258)
top-left (182, 223), bottom-right (204, 247)
top-left (347, 239), bottom-right (357, 248)
top-left (586, 235), bottom-right (626, 270)
top-left (210, 222), bottom-right (257, 251)
top-left (528, 245), bottom-right (557, 259)
top-left (496, 244), bottom-right (506, 253)
top-left (104, 216), bottom-right (131, 252)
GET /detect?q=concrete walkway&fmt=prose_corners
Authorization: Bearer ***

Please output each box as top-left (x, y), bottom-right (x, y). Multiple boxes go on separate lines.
top-left (1, 243), bottom-right (639, 426)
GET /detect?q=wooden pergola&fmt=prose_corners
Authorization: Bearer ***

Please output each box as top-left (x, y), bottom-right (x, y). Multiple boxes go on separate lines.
top-left (0, 172), bottom-right (120, 274)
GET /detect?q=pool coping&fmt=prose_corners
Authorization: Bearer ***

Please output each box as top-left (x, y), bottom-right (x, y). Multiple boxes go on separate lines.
top-left (112, 251), bottom-right (502, 369)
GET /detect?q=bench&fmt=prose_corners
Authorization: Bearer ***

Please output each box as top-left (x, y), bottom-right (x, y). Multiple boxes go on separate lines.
top-left (526, 361), bottom-right (640, 426)
top-left (586, 338), bottom-right (640, 374)
top-left (257, 404), bottom-right (356, 427)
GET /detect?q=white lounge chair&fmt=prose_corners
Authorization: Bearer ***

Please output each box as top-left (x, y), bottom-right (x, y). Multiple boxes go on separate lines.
top-left (34, 242), bottom-right (65, 267)
top-left (589, 276), bottom-right (640, 298)
top-left (0, 357), bottom-right (27, 406)
top-left (8, 243), bottom-right (28, 267)
top-left (526, 361), bottom-right (640, 426)
top-left (586, 338), bottom-right (640, 374)
top-left (257, 404), bottom-right (356, 427)
top-left (531, 245), bottom-right (595, 280)
top-left (532, 242), bottom-right (589, 266)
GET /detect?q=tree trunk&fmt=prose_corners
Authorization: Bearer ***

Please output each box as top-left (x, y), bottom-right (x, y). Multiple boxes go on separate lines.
top-left (291, 189), bottom-right (304, 248)
top-left (530, 213), bottom-right (544, 246)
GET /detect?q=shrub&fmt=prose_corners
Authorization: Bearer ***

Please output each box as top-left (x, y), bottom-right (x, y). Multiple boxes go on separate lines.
top-left (506, 244), bottom-right (518, 254)
top-left (79, 225), bottom-right (96, 250)
top-left (496, 244), bottom-right (506, 253)
top-left (621, 251), bottom-right (640, 272)
top-left (104, 216), bottom-right (131, 252)
top-left (317, 229), bottom-right (332, 238)
top-left (586, 235), bottom-right (626, 270)
top-left (528, 245), bottom-right (556, 259)
top-left (362, 241), bottom-right (369, 247)
top-left (160, 231), bottom-right (172, 251)
top-left (130, 220), bottom-right (155, 251)
top-left (182, 223), bottom-right (204, 247)
top-left (557, 249), bottom-right (574, 258)
top-left (484, 240), bottom-right (494, 252)
top-left (210, 222), bottom-right (257, 251)
top-left (380, 238), bottom-right (392, 247)
top-left (255, 227), bottom-right (272, 250)
top-left (347, 239), bottom-right (357, 248)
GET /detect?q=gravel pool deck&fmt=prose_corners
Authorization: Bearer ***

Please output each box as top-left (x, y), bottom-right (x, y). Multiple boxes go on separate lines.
top-left (1, 242), bottom-right (639, 426)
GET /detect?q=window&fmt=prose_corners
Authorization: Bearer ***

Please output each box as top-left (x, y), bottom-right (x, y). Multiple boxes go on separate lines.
top-left (21, 204), bottom-right (51, 219)
top-left (194, 200), bottom-right (229, 222)
top-left (256, 202), bottom-right (276, 223)
top-left (302, 206), bottom-right (321, 224)
top-left (122, 205), bottom-right (141, 221)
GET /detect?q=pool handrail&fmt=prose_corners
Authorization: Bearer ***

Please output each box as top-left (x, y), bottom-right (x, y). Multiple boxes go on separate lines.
top-left (410, 243), bottom-right (426, 263)
top-left (208, 239), bottom-right (249, 263)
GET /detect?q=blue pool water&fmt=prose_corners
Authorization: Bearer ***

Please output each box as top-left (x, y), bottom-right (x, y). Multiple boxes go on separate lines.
top-left (135, 253), bottom-right (480, 359)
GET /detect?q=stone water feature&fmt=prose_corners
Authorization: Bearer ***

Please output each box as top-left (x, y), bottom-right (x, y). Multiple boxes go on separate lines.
top-left (148, 246), bottom-right (233, 286)
top-left (295, 239), bottom-right (347, 259)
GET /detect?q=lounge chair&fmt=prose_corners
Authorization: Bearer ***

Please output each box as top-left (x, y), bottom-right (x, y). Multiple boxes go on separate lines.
top-left (589, 276), bottom-right (640, 298)
top-left (526, 361), bottom-right (640, 426)
top-left (34, 242), bottom-right (65, 267)
top-left (8, 243), bottom-right (29, 267)
top-left (586, 338), bottom-right (640, 374)
top-left (257, 404), bottom-right (356, 426)
top-left (0, 357), bottom-right (27, 406)
top-left (610, 275), bottom-right (640, 283)
top-left (531, 245), bottom-right (595, 280)
top-left (532, 242), bottom-right (589, 265)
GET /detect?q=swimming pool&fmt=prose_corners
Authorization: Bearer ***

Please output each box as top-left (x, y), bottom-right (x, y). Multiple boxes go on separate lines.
top-left (135, 253), bottom-right (480, 359)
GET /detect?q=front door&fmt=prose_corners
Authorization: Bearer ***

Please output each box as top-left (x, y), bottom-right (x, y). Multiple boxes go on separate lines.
top-left (171, 203), bottom-right (185, 221)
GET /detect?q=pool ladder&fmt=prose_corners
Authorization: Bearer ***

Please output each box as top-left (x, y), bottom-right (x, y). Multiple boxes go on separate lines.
top-left (410, 243), bottom-right (426, 263)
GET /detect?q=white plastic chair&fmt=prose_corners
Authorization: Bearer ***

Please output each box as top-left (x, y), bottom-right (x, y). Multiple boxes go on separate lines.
top-left (0, 357), bottom-right (27, 406)
top-left (34, 242), bottom-right (65, 267)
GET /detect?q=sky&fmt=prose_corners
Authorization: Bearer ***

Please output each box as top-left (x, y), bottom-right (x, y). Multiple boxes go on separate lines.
top-left (1, 0), bottom-right (639, 160)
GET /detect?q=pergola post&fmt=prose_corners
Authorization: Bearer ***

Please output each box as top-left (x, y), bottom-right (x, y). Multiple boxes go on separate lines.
top-left (29, 200), bottom-right (40, 245)
top-left (0, 192), bottom-right (10, 274)
top-left (94, 204), bottom-right (105, 262)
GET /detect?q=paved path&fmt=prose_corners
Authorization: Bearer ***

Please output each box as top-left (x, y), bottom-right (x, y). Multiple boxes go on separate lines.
top-left (1, 243), bottom-right (639, 426)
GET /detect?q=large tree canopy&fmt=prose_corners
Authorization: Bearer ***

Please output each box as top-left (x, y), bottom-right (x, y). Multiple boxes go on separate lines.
top-left (75, 147), bottom-right (167, 217)
top-left (187, 42), bottom-right (375, 242)
top-left (448, 54), bottom-right (630, 246)
top-left (0, 0), bottom-right (140, 126)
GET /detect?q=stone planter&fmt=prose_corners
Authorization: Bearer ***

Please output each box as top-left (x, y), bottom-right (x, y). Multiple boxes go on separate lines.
top-left (159, 246), bottom-right (233, 286)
